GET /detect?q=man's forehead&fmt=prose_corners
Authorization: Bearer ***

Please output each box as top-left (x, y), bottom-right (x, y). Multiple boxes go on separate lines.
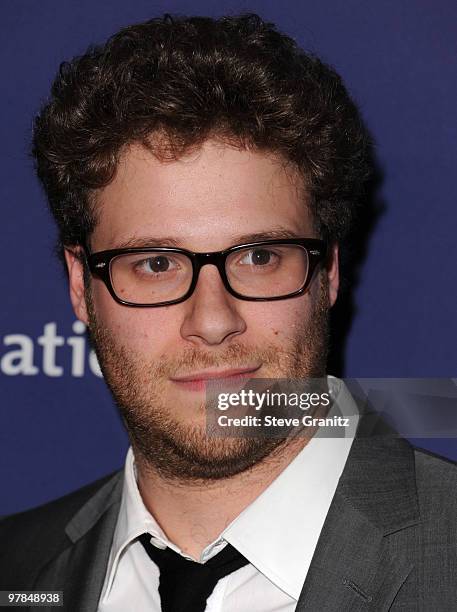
top-left (106, 138), bottom-right (306, 198)
top-left (91, 139), bottom-right (313, 250)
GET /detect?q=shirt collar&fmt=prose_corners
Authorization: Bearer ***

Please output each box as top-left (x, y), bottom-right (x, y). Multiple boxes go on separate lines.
top-left (101, 447), bottom-right (168, 599)
top-left (103, 375), bottom-right (358, 601)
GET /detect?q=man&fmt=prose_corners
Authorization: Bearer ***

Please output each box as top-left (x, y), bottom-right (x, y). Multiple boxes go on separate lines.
top-left (1, 13), bottom-right (456, 612)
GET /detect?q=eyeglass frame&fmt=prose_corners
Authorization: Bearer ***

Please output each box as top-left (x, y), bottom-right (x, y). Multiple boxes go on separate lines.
top-left (83, 238), bottom-right (328, 308)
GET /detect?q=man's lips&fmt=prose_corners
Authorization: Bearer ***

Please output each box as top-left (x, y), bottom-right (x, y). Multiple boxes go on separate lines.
top-left (170, 366), bottom-right (261, 391)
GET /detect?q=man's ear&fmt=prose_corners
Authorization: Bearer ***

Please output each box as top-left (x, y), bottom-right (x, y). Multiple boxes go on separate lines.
top-left (64, 248), bottom-right (89, 325)
top-left (327, 243), bottom-right (339, 307)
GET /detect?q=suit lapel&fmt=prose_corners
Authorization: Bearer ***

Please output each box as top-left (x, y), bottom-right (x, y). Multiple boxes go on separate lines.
top-left (33, 472), bottom-right (123, 612)
top-left (296, 431), bottom-right (420, 611)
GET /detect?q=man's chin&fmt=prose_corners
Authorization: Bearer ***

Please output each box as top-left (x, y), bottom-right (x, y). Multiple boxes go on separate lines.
top-left (130, 417), bottom-right (287, 482)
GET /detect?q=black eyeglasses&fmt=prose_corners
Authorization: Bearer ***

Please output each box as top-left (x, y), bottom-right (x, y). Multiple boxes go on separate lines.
top-left (83, 238), bottom-right (327, 307)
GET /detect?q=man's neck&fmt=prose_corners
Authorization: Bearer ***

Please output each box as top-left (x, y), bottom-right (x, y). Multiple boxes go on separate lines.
top-left (134, 434), bottom-right (311, 560)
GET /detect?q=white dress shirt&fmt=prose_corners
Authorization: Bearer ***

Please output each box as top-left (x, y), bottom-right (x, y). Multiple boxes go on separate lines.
top-left (98, 376), bottom-right (359, 611)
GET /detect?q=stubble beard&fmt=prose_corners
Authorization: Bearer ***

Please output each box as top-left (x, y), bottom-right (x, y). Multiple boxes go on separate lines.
top-left (85, 275), bottom-right (330, 483)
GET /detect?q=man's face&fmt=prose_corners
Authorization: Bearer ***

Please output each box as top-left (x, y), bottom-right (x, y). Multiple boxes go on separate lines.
top-left (66, 139), bottom-right (339, 481)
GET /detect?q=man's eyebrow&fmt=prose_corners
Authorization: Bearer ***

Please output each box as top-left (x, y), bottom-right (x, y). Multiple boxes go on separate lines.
top-left (115, 227), bottom-right (306, 250)
top-left (229, 228), bottom-right (306, 245)
top-left (115, 236), bottom-right (182, 249)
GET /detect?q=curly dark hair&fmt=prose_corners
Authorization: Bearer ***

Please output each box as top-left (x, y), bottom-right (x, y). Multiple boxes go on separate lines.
top-left (32, 13), bottom-right (372, 262)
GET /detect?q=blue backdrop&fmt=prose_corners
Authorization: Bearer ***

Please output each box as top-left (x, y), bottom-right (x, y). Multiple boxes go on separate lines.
top-left (2, 0), bottom-right (456, 515)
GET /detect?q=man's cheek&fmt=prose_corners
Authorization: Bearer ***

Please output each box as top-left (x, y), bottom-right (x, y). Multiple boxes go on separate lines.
top-left (102, 311), bottom-right (175, 344)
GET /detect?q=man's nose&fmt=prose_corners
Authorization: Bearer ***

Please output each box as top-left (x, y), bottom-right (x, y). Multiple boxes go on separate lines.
top-left (180, 264), bottom-right (246, 346)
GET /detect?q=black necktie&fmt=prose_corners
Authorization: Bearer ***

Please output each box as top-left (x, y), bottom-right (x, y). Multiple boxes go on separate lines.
top-left (139, 533), bottom-right (250, 612)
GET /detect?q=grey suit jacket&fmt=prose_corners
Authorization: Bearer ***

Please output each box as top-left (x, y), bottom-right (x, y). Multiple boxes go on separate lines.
top-left (1, 429), bottom-right (457, 611)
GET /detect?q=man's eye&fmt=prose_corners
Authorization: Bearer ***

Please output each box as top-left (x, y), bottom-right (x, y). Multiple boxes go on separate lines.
top-left (238, 249), bottom-right (279, 266)
top-left (135, 256), bottom-right (177, 274)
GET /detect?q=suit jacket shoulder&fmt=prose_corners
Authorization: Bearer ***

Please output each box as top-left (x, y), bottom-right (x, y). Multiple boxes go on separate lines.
top-left (413, 447), bottom-right (457, 575)
top-left (414, 446), bottom-right (457, 510)
top-left (0, 470), bottom-right (122, 592)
